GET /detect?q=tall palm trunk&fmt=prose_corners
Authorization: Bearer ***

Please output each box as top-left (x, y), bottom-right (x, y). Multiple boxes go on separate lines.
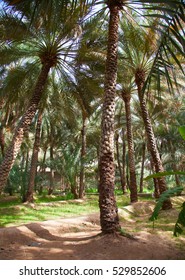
top-left (0, 127), bottom-right (5, 158)
top-left (115, 132), bottom-right (127, 193)
top-left (48, 126), bottom-right (54, 195)
top-left (38, 147), bottom-right (47, 195)
top-left (0, 109), bottom-right (10, 158)
top-left (121, 128), bottom-right (127, 193)
top-left (99, 1), bottom-right (121, 233)
top-left (79, 114), bottom-right (87, 199)
top-left (0, 62), bottom-right (51, 192)
top-left (139, 142), bottom-right (146, 193)
top-left (135, 68), bottom-right (172, 210)
top-left (24, 111), bottom-right (42, 203)
top-left (122, 92), bottom-right (138, 202)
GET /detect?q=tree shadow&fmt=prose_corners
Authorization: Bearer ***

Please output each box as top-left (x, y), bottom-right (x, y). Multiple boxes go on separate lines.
top-left (1, 209), bottom-right (185, 260)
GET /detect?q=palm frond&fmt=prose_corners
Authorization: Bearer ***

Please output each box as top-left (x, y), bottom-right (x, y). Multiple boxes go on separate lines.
top-left (142, 1), bottom-right (185, 94)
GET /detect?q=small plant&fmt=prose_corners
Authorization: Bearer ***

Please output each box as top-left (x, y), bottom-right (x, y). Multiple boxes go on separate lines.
top-left (149, 186), bottom-right (184, 222)
top-left (147, 126), bottom-right (185, 236)
top-left (149, 186), bottom-right (185, 236)
top-left (174, 202), bottom-right (185, 237)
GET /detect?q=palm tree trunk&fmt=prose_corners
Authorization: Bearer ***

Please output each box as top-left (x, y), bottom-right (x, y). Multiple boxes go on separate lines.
top-left (0, 99), bottom-right (4, 110)
top-left (48, 168), bottom-right (55, 195)
top-left (25, 111), bottom-right (42, 203)
top-left (122, 93), bottom-right (138, 202)
top-left (79, 114), bottom-right (87, 199)
top-left (21, 148), bottom-right (30, 201)
top-left (0, 127), bottom-right (5, 158)
top-left (99, 2), bottom-right (121, 233)
top-left (139, 142), bottom-right (146, 193)
top-left (71, 182), bottom-right (79, 199)
top-left (121, 129), bottom-right (127, 193)
top-left (0, 109), bottom-right (10, 158)
top-left (115, 132), bottom-right (127, 193)
top-left (0, 62), bottom-right (51, 192)
top-left (48, 127), bottom-right (54, 195)
top-left (150, 156), bottom-right (160, 198)
top-left (135, 69), bottom-right (172, 209)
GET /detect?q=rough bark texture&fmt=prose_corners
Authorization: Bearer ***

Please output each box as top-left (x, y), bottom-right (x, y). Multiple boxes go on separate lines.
top-left (115, 132), bottom-right (127, 193)
top-left (135, 69), bottom-right (172, 210)
top-left (99, 3), bottom-right (121, 233)
top-left (149, 154), bottom-right (160, 199)
top-left (0, 62), bottom-right (51, 192)
top-left (0, 99), bottom-right (4, 111)
top-left (79, 115), bottom-right (87, 199)
top-left (71, 183), bottom-right (79, 199)
top-left (25, 111), bottom-right (42, 203)
top-left (0, 127), bottom-right (5, 158)
top-left (48, 127), bottom-right (54, 195)
top-left (139, 142), bottom-right (146, 193)
top-left (121, 129), bottom-right (127, 193)
top-left (122, 92), bottom-right (138, 203)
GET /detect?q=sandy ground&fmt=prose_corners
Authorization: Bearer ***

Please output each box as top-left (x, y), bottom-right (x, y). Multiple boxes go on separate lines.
top-left (0, 201), bottom-right (185, 260)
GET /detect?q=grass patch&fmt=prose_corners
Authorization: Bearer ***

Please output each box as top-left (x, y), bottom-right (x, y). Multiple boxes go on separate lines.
top-left (1, 192), bottom-right (184, 240)
top-left (0, 196), bottom-right (21, 208)
top-left (0, 192), bottom-right (148, 227)
top-left (0, 194), bottom-right (100, 227)
top-left (35, 193), bottom-right (74, 203)
top-left (0, 193), bottom-right (129, 227)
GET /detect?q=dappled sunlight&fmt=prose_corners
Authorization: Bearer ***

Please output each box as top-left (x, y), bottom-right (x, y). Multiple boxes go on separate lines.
top-left (0, 206), bottom-right (185, 260)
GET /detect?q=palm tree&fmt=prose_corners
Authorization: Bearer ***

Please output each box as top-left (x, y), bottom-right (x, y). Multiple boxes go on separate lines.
top-left (98, 0), bottom-right (125, 234)
top-left (118, 15), bottom-right (173, 208)
top-left (0, 2), bottom-right (90, 192)
top-left (0, 61), bottom-right (52, 191)
top-left (136, 68), bottom-right (173, 209)
top-left (3, 0), bottom-right (184, 228)
top-left (134, 1), bottom-right (184, 208)
top-left (121, 87), bottom-right (138, 202)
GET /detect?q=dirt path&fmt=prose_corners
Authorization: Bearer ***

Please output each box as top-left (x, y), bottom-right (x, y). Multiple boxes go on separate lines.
top-left (0, 201), bottom-right (185, 260)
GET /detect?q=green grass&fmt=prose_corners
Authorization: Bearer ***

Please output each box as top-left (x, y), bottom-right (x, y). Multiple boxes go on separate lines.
top-left (0, 193), bottom-right (130, 227)
top-left (35, 193), bottom-right (73, 203)
top-left (0, 176), bottom-right (184, 244)
top-left (0, 196), bottom-right (97, 227)
top-left (0, 193), bottom-right (185, 242)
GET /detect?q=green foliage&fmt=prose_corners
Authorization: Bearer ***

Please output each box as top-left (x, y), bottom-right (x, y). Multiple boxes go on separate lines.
top-left (144, 124), bottom-right (185, 181)
top-left (86, 187), bottom-right (98, 194)
top-left (174, 202), bottom-right (185, 237)
top-left (148, 124), bottom-right (185, 234)
top-left (4, 165), bottom-right (28, 198)
top-left (149, 186), bottom-right (184, 222)
top-left (145, 171), bottom-right (185, 180)
top-left (179, 126), bottom-right (185, 141)
top-left (58, 143), bottom-right (81, 188)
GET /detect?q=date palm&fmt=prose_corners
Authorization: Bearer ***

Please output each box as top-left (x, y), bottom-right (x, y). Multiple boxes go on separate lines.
top-left (116, 60), bottom-right (138, 201)
top-left (98, 0), bottom-right (184, 231)
top-left (121, 85), bottom-right (138, 203)
top-left (118, 16), bottom-right (173, 208)
top-left (4, 0), bottom-right (185, 230)
top-left (98, 0), bottom-right (125, 233)
top-left (0, 3), bottom-right (89, 192)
